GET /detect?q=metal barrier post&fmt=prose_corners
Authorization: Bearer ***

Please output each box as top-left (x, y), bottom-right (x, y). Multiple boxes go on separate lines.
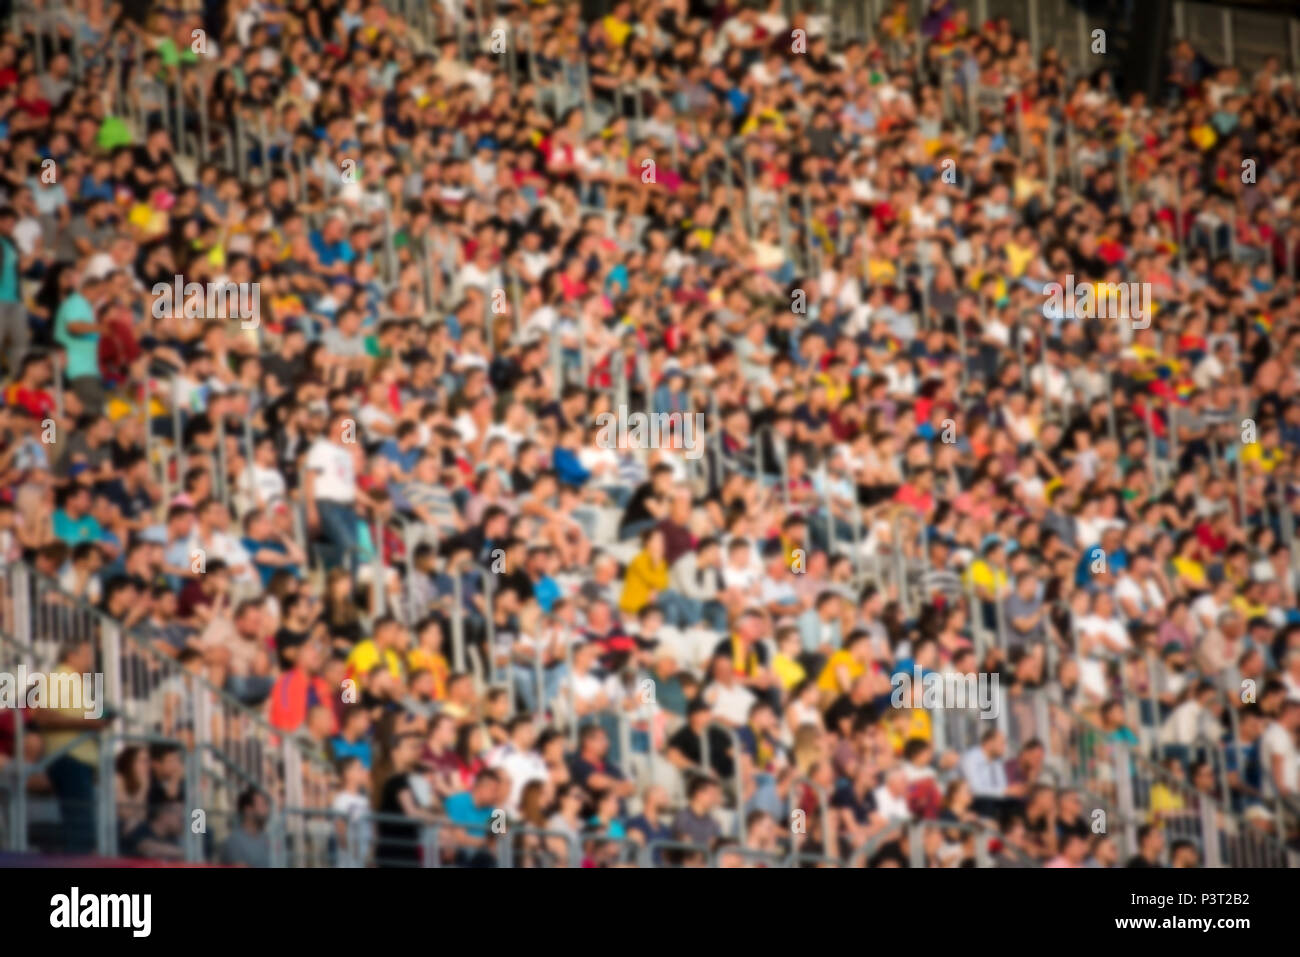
top-left (1199, 796), bottom-right (1221, 868)
top-left (12, 704), bottom-right (26, 852)
top-left (98, 740), bottom-right (116, 857)
top-left (184, 744), bottom-right (202, 863)
top-left (450, 569), bottom-right (467, 673)
top-left (100, 619), bottom-right (123, 715)
top-left (372, 516), bottom-right (387, 616)
top-left (908, 823), bottom-right (926, 867)
top-left (1114, 745), bottom-right (1138, 861)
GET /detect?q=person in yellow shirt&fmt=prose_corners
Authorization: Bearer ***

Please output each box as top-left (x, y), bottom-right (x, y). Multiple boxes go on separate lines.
top-left (772, 627), bottom-right (807, 691)
top-left (619, 529), bottom-right (669, 615)
top-left (1241, 428), bottom-right (1285, 473)
top-left (817, 631), bottom-right (873, 697)
top-left (964, 542), bottom-right (1009, 600)
top-left (602, 2), bottom-right (632, 46)
top-left (1148, 757), bottom-right (1193, 825)
top-left (884, 707), bottom-right (932, 753)
top-left (1170, 533), bottom-right (1208, 592)
top-left (1003, 227), bottom-right (1036, 277)
top-left (345, 615), bottom-right (407, 683)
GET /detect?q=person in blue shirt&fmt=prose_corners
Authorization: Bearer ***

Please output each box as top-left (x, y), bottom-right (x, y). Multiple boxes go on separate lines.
top-left (624, 783), bottom-right (673, 863)
top-left (552, 424), bottom-right (591, 488)
top-left (240, 509), bottom-right (303, 588)
top-left (378, 422), bottom-right (423, 482)
top-left (526, 545), bottom-right (561, 613)
top-left (52, 484), bottom-right (102, 546)
top-left (329, 707), bottom-right (373, 770)
top-left (309, 217), bottom-right (355, 272)
top-left (443, 769), bottom-right (504, 867)
top-left (1224, 704), bottom-right (1265, 814)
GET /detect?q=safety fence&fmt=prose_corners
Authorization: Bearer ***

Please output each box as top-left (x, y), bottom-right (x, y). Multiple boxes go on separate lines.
top-left (0, 564), bottom-right (334, 859)
top-left (264, 808), bottom-right (1025, 868)
top-left (929, 684), bottom-right (1297, 866)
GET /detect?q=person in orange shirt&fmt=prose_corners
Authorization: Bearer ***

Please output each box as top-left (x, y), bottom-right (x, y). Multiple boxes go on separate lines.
top-left (269, 640), bottom-right (337, 735)
top-left (408, 616), bottom-right (450, 700)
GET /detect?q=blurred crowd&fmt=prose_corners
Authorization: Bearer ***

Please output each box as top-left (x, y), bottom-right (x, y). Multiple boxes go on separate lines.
top-left (0, 0), bottom-right (1299, 867)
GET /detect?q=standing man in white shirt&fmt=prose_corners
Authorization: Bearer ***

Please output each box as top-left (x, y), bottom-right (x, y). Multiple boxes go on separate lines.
top-left (305, 413), bottom-right (377, 573)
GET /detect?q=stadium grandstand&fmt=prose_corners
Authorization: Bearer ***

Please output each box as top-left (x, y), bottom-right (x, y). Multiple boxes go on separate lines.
top-left (0, 0), bottom-right (1298, 871)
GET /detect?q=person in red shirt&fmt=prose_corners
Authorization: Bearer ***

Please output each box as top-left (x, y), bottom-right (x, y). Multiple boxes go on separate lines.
top-left (268, 639), bottom-right (337, 735)
top-left (14, 75), bottom-right (51, 119)
top-left (4, 352), bottom-right (56, 420)
top-left (894, 467), bottom-right (936, 517)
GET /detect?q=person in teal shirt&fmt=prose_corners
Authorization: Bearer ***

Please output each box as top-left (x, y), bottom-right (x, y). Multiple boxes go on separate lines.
top-left (53, 485), bottom-right (103, 546)
top-left (0, 207), bottom-right (28, 368)
top-left (53, 276), bottom-right (103, 410)
top-left (443, 770), bottom-right (503, 867)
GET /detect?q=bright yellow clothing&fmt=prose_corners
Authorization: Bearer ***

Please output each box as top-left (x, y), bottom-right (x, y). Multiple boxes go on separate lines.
top-left (408, 649), bottom-right (450, 699)
top-left (1241, 443), bottom-right (1284, 473)
top-left (1172, 556), bottom-right (1207, 589)
top-left (773, 653), bottom-right (806, 691)
top-left (1231, 596), bottom-right (1268, 620)
top-left (966, 269), bottom-right (1006, 299)
top-left (346, 640), bottom-right (404, 680)
top-left (884, 709), bottom-right (933, 753)
top-left (867, 257), bottom-right (896, 285)
top-left (739, 108), bottom-right (787, 135)
top-left (964, 559), bottom-right (1008, 595)
top-left (817, 649), bottom-right (865, 694)
top-left (1004, 241), bottom-right (1034, 278)
top-left (1149, 782), bottom-right (1185, 822)
top-left (603, 15), bottom-right (631, 46)
top-left (619, 551), bottom-right (669, 613)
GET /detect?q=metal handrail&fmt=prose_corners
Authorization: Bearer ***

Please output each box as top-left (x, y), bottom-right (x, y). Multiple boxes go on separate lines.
top-left (6, 563), bottom-right (334, 808)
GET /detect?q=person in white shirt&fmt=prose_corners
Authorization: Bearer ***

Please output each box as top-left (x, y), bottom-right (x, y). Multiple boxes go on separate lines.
top-left (239, 435), bottom-right (288, 510)
top-left (1259, 701), bottom-right (1300, 800)
top-left (721, 537), bottom-right (760, 596)
top-left (872, 767), bottom-right (913, 823)
top-left (1114, 551), bottom-right (1167, 623)
top-left (330, 756), bottom-right (372, 867)
top-left (1076, 591), bottom-right (1132, 701)
top-left (305, 414), bottom-right (376, 573)
top-left (702, 655), bottom-right (757, 728)
top-left (487, 717), bottom-right (549, 814)
top-left (1159, 680), bottom-right (1218, 749)
top-left (565, 641), bottom-right (623, 722)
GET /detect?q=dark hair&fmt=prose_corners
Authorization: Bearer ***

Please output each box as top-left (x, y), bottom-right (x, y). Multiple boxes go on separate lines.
top-left (236, 788), bottom-right (262, 815)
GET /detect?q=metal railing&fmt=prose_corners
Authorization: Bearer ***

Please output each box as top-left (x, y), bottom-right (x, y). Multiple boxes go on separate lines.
top-left (0, 563), bottom-right (334, 829)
